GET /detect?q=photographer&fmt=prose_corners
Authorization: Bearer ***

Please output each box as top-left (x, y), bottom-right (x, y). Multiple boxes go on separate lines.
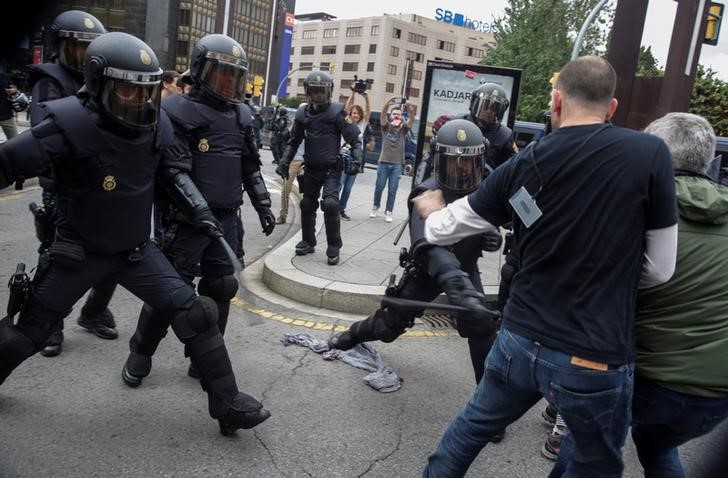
top-left (339, 80), bottom-right (373, 220)
top-left (370, 96), bottom-right (416, 222)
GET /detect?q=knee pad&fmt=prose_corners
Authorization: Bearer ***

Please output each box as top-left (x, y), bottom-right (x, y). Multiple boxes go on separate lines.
top-left (320, 197), bottom-right (339, 215)
top-left (0, 323), bottom-right (37, 384)
top-left (170, 295), bottom-right (218, 341)
top-left (198, 275), bottom-right (239, 303)
top-left (300, 195), bottom-right (317, 214)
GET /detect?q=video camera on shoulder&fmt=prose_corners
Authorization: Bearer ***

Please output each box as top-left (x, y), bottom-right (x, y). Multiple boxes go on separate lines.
top-left (352, 75), bottom-right (372, 94)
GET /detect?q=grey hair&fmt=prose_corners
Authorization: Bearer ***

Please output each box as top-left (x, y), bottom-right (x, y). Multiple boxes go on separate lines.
top-left (644, 112), bottom-right (716, 174)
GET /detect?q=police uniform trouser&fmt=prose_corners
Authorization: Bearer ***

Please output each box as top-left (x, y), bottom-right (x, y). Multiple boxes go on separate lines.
top-left (300, 166), bottom-right (342, 252)
top-left (347, 269), bottom-right (495, 384)
top-left (128, 211), bottom-right (238, 371)
top-left (0, 245), bottom-right (194, 383)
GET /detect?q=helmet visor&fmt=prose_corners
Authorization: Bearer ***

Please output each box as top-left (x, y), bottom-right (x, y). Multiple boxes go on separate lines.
top-left (58, 37), bottom-right (93, 74)
top-left (433, 147), bottom-right (485, 194)
top-left (100, 78), bottom-right (161, 130)
top-left (200, 59), bottom-right (247, 104)
top-left (473, 94), bottom-right (509, 126)
top-left (306, 83), bottom-right (332, 106)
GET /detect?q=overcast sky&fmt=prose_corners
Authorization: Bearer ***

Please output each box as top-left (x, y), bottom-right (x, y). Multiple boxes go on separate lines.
top-left (294, 0), bottom-right (728, 81)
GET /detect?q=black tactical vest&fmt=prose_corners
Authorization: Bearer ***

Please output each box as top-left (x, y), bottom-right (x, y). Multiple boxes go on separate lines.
top-left (163, 94), bottom-right (255, 209)
top-left (28, 63), bottom-right (81, 126)
top-left (40, 96), bottom-right (172, 254)
top-left (295, 102), bottom-right (346, 168)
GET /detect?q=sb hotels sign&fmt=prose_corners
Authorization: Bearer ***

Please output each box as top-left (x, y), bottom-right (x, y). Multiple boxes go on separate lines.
top-left (434, 8), bottom-right (494, 33)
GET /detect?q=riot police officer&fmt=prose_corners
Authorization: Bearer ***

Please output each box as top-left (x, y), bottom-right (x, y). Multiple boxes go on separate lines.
top-left (415, 82), bottom-right (517, 185)
top-left (27, 10), bottom-right (119, 357)
top-left (121, 34), bottom-right (275, 385)
top-left (0, 32), bottom-right (269, 434)
top-left (275, 70), bottom-right (363, 265)
top-left (329, 120), bottom-right (500, 391)
top-left (270, 107), bottom-right (289, 164)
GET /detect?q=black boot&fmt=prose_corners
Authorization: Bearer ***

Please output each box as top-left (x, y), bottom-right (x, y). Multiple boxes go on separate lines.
top-left (78, 308), bottom-right (118, 340)
top-left (122, 352), bottom-right (152, 388)
top-left (326, 245), bottom-right (340, 265)
top-left (122, 304), bottom-right (169, 387)
top-left (295, 240), bottom-right (315, 255)
top-left (40, 329), bottom-right (63, 357)
top-left (328, 331), bottom-right (357, 350)
top-left (217, 393), bottom-right (271, 435)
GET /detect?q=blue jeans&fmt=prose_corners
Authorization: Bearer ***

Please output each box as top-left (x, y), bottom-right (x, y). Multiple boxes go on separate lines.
top-left (339, 170), bottom-right (358, 211)
top-left (372, 162), bottom-right (402, 213)
top-left (630, 375), bottom-right (728, 478)
top-left (423, 328), bottom-right (634, 478)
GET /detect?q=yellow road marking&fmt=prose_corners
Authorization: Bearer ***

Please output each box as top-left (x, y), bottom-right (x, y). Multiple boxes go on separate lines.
top-left (230, 297), bottom-right (458, 337)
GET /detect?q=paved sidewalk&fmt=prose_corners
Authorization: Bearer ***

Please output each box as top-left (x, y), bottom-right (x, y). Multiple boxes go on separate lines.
top-left (261, 158), bottom-right (504, 314)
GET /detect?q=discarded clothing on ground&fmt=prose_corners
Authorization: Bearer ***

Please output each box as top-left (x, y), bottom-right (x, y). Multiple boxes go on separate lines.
top-left (282, 332), bottom-right (402, 392)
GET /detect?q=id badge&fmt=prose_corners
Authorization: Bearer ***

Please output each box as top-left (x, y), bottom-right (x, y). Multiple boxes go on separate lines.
top-left (509, 186), bottom-right (542, 228)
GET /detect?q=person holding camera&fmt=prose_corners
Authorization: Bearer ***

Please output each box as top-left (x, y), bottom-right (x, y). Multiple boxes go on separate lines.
top-left (339, 83), bottom-right (373, 221)
top-left (370, 96), bottom-right (416, 222)
top-left (0, 73), bottom-right (20, 141)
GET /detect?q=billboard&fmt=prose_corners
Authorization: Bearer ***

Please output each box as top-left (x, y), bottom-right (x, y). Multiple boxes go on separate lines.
top-left (276, 12), bottom-right (295, 98)
top-left (414, 61), bottom-right (522, 174)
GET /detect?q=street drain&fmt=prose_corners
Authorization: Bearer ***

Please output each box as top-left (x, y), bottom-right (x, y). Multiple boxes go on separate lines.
top-left (420, 313), bottom-right (454, 329)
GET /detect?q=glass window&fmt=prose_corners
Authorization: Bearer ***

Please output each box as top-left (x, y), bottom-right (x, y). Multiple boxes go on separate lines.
top-left (342, 62), bottom-right (358, 72)
top-left (301, 46), bottom-right (315, 55)
top-left (302, 30), bottom-right (316, 39)
top-left (409, 87), bottom-right (420, 98)
top-left (371, 25), bottom-right (380, 36)
top-left (369, 44), bottom-right (377, 54)
top-left (344, 44), bottom-right (360, 54)
top-left (323, 28), bottom-right (338, 38)
top-left (367, 62), bottom-right (375, 72)
top-left (322, 45), bottom-right (337, 55)
top-left (387, 64), bottom-right (397, 75)
top-left (393, 28), bottom-right (401, 39)
top-left (390, 46), bottom-right (399, 57)
top-left (346, 26), bottom-right (362, 37)
top-left (385, 82), bottom-right (395, 93)
top-left (407, 32), bottom-right (427, 46)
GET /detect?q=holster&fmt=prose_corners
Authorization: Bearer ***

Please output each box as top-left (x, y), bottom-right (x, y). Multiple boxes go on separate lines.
top-left (29, 202), bottom-right (55, 246)
top-left (5, 263), bottom-right (31, 321)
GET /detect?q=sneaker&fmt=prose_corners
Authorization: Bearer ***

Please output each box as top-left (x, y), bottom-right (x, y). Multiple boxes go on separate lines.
top-left (369, 207), bottom-right (378, 218)
top-left (275, 216), bottom-right (286, 224)
top-left (489, 428), bottom-right (506, 443)
top-left (340, 211), bottom-right (351, 221)
top-left (385, 211), bottom-right (393, 223)
top-left (542, 403), bottom-right (558, 426)
top-left (541, 430), bottom-right (564, 461)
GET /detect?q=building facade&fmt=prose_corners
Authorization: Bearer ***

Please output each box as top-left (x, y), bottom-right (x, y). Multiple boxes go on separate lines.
top-left (287, 13), bottom-right (495, 110)
top-left (28, 0), bottom-right (284, 98)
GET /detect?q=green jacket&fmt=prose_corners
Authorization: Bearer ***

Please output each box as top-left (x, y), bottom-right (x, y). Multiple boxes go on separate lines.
top-left (636, 176), bottom-right (728, 397)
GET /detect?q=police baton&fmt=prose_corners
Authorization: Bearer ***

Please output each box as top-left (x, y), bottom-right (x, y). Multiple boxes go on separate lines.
top-left (380, 296), bottom-right (471, 314)
top-left (217, 236), bottom-right (243, 277)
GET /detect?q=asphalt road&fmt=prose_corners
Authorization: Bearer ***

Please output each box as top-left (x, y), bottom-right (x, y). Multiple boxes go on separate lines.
top-left (0, 145), bottom-right (725, 477)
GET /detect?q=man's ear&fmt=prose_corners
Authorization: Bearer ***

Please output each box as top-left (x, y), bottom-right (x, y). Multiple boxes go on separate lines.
top-left (605, 98), bottom-right (618, 121)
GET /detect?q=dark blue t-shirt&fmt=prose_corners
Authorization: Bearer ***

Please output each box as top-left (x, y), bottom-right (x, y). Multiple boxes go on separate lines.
top-left (468, 123), bottom-right (677, 364)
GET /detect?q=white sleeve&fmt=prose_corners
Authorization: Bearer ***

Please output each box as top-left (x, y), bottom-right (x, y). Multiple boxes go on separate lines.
top-left (639, 224), bottom-right (678, 289)
top-left (423, 196), bottom-right (498, 246)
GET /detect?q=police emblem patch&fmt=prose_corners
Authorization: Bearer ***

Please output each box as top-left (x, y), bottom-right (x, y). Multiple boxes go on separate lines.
top-left (198, 138), bottom-right (210, 152)
top-left (232, 46), bottom-right (241, 57)
top-left (102, 175), bottom-right (117, 191)
top-left (456, 129), bottom-right (467, 142)
top-left (140, 50), bottom-right (152, 65)
top-left (84, 18), bottom-right (95, 29)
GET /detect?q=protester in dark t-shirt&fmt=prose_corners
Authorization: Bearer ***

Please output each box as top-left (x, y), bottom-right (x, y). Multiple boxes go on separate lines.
top-left (416, 56), bottom-right (678, 478)
top-left (0, 72), bottom-right (18, 140)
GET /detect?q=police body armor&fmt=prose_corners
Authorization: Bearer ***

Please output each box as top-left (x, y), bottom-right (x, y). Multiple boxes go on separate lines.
top-left (295, 102), bottom-right (346, 169)
top-left (39, 96), bottom-right (173, 254)
top-left (460, 113), bottom-right (514, 169)
top-left (163, 93), bottom-right (257, 209)
top-left (27, 63), bottom-right (81, 126)
top-left (408, 177), bottom-right (482, 277)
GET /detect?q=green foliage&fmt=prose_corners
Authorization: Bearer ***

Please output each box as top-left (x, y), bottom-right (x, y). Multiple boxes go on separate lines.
top-left (636, 46), bottom-right (663, 78)
top-left (482, 0), bottom-right (613, 122)
top-left (690, 65), bottom-right (728, 137)
top-left (280, 96), bottom-right (303, 108)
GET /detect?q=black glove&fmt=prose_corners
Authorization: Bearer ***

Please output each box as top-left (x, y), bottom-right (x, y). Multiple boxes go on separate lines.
top-left (345, 157), bottom-right (361, 176)
top-left (438, 270), bottom-right (498, 338)
top-left (193, 207), bottom-right (223, 240)
top-left (276, 161), bottom-right (290, 180)
top-left (257, 207), bottom-right (276, 236)
top-left (481, 229), bottom-right (503, 252)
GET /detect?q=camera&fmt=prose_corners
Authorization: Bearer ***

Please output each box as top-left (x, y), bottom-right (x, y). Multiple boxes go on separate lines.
top-left (352, 75), bottom-right (371, 94)
top-left (394, 96), bottom-right (406, 105)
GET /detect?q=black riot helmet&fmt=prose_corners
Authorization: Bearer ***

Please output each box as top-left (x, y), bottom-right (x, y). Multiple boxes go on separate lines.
top-left (303, 70), bottom-right (333, 108)
top-left (432, 119), bottom-right (487, 194)
top-left (84, 32), bottom-right (162, 131)
top-left (189, 34), bottom-right (248, 104)
top-left (469, 83), bottom-right (510, 131)
top-left (50, 10), bottom-right (106, 76)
